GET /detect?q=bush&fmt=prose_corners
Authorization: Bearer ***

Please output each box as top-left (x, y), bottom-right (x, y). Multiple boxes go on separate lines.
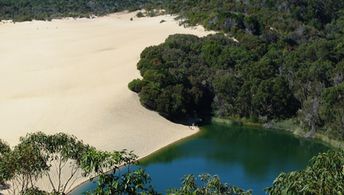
top-left (136, 12), bottom-right (145, 18)
top-left (128, 79), bottom-right (144, 93)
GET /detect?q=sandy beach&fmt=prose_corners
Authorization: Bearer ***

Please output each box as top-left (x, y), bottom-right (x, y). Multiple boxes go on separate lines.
top-left (0, 11), bottom-right (210, 193)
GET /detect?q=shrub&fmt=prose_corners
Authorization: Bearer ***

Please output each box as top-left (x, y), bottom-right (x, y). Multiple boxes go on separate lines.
top-left (128, 79), bottom-right (144, 93)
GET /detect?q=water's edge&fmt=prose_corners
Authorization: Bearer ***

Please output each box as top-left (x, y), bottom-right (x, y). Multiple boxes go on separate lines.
top-left (212, 117), bottom-right (344, 150)
top-left (68, 118), bottom-right (336, 194)
top-left (67, 127), bottom-right (200, 194)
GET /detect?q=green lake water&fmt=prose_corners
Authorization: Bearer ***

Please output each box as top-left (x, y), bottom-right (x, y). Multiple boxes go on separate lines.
top-left (70, 122), bottom-right (329, 194)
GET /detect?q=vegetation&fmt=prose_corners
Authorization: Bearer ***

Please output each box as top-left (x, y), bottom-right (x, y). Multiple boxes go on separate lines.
top-left (1, 133), bottom-right (343, 195)
top-left (130, 34), bottom-right (299, 121)
top-left (0, 140), bottom-right (12, 189)
top-left (0, 0), bottom-right (149, 22)
top-left (152, 0), bottom-right (344, 37)
top-left (81, 149), bottom-right (156, 195)
top-left (0, 132), bottom-right (152, 194)
top-left (169, 174), bottom-right (251, 195)
top-left (266, 150), bottom-right (344, 194)
top-left (1, 0), bottom-right (344, 194)
top-left (130, 31), bottom-right (343, 139)
top-left (2, 0), bottom-right (342, 142)
top-left (128, 0), bottom-right (344, 140)
top-left (0, 133), bottom-right (248, 195)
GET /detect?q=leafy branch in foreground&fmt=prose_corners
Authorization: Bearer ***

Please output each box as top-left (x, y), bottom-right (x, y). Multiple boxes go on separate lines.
top-left (82, 149), bottom-right (157, 195)
top-left (266, 150), bottom-right (344, 194)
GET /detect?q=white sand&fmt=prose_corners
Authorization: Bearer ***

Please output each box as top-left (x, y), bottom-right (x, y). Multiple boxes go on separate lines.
top-left (0, 12), bottom-right (210, 193)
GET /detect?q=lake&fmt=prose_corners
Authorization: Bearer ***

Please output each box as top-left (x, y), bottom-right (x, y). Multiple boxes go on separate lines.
top-left (70, 122), bottom-right (328, 194)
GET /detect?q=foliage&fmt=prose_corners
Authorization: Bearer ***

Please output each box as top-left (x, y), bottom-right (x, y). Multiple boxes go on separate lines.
top-left (320, 83), bottom-right (344, 138)
top-left (0, 140), bottom-right (12, 187)
top-left (0, 0), bottom-right (150, 22)
top-left (266, 150), bottom-right (344, 195)
top-left (81, 148), bottom-right (136, 175)
top-left (0, 133), bottom-right (249, 195)
top-left (129, 1), bottom-right (344, 139)
top-left (168, 174), bottom-right (251, 195)
top-left (9, 139), bottom-right (49, 193)
top-left (22, 187), bottom-right (49, 195)
top-left (151, 0), bottom-right (344, 38)
top-left (82, 149), bottom-right (157, 194)
top-left (1, 0), bottom-right (343, 139)
top-left (1, 0), bottom-right (344, 193)
top-left (0, 133), bottom-right (148, 195)
top-left (17, 132), bottom-right (90, 194)
top-left (90, 168), bottom-right (156, 195)
top-left (2, 134), bottom-right (343, 195)
top-left (131, 33), bottom-right (300, 122)
top-left (129, 79), bottom-right (145, 93)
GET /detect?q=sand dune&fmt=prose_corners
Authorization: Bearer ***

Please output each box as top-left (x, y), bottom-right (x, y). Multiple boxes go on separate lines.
top-left (0, 11), bottom-right (210, 193)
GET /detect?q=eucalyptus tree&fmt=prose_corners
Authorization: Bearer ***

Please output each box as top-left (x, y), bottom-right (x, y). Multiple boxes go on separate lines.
top-left (6, 139), bottom-right (49, 194)
top-left (18, 132), bottom-right (90, 194)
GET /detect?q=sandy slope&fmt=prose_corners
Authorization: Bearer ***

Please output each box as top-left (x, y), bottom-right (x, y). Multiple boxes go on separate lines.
top-left (0, 12), bottom-right (210, 193)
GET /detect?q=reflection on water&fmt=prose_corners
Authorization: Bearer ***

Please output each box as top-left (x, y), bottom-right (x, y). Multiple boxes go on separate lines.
top-left (71, 123), bottom-right (328, 195)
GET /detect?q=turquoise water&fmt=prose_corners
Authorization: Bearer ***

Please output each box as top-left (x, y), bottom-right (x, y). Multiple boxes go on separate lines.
top-left (70, 123), bottom-right (328, 194)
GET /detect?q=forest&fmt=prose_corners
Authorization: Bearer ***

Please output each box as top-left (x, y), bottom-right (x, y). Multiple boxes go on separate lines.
top-left (0, 0), bottom-right (148, 21)
top-left (129, 0), bottom-right (344, 140)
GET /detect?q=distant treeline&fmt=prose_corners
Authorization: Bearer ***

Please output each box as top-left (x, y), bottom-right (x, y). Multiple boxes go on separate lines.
top-left (154, 0), bottom-right (344, 36)
top-left (129, 0), bottom-right (344, 140)
top-left (0, 0), bottom-right (149, 21)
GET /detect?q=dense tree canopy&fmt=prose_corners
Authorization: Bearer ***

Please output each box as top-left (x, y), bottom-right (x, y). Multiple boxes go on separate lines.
top-left (0, 0), bottom-right (149, 21)
top-left (130, 34), bottom-right (300, 122)
top-left (152, 0), bottom-right (344, 38)
top-left (130, 28), bottom-right (343, 138)
top-left (128, 0), bottom-right (344, 139)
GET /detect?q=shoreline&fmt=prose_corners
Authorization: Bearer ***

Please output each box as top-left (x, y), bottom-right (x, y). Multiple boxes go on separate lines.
top-left (212, 117), bottom-right (344, 150)
top-left (67, 126), bottom-right (200, 194)
top-left (68, 116), bottom-right (341, 194)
